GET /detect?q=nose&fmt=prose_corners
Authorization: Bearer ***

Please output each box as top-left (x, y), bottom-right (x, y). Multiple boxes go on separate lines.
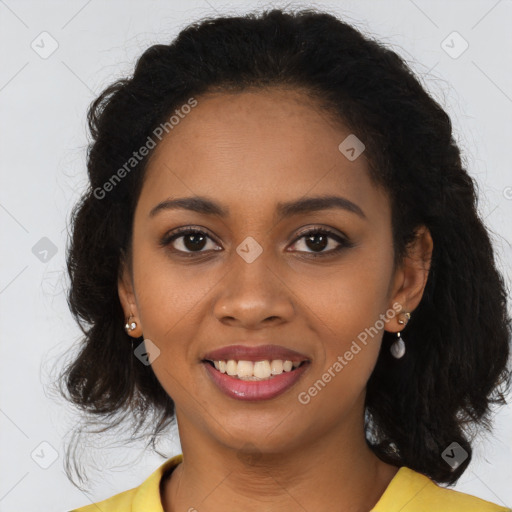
top-left (212, 252), bottom-right (295, 329)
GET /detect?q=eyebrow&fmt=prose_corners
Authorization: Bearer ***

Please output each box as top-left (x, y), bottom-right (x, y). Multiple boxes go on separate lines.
top-left (149, 194), bottom-right (367, 221)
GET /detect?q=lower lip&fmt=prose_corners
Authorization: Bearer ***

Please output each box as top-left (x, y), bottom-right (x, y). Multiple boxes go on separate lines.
top-left (202, 361), bottom-right (310, 401)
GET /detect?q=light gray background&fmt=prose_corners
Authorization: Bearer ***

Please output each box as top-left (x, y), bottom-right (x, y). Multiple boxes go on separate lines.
top-left (1, 1), bottom-right (511, 511)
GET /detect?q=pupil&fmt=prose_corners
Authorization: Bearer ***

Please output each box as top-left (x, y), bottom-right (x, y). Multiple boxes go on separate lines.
top-left (184, 233), bottom-right (206, 251)
top-left (306, 233), bottom-right (327, 252)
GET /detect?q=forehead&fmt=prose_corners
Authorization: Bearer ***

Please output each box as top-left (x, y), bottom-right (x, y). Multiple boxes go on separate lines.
top-left (137, 88), bottom-right (388, 222)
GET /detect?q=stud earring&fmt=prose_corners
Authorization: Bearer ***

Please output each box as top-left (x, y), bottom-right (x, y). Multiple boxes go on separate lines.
top-left (124, 315), bottom-right (137, 333)
top-left (390, 311), bottom-right (411, 359)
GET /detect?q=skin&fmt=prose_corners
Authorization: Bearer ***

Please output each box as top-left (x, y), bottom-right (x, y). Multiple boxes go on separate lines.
top-left (118, 88), bottom-right (433, 512)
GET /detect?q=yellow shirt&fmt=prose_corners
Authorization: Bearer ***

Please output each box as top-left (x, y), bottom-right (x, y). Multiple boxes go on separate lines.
top-left (69, 453), bottom-right (510, 511)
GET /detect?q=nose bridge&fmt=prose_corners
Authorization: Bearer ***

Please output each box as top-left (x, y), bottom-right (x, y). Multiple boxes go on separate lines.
top-left (212, 237), bottom-right (293, 325)
top-left (227, 237), bottom-right (277, 297)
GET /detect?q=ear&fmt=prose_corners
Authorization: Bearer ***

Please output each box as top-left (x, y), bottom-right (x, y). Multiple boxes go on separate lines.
top-left (118, 252), bottom-right (143, 338)
top-left (385, 225), bottom-right (433, 332)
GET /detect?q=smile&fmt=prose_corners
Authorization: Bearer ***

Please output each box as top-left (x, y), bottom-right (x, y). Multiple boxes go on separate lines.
top-left (202, 359), bottom-right (310, 401)
top-left (204, 359), bottom-right (306, 380)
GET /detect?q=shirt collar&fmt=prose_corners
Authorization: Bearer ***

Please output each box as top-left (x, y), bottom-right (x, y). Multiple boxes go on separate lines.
top-left (132, 454), bottom-right (184, 512)
top-left (370, 466), bottom-right (431, 511)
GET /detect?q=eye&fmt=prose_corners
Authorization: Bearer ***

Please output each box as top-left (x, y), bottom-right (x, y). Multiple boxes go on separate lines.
top-left (160, 227), bottom-right (221, 256)
top-left (160, 226), bottom-right (353, 258)
top-left (288, 227), bottom-right (353, 258)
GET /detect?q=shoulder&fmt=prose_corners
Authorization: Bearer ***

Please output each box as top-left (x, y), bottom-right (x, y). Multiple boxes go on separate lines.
top-left (68, 454), bottom-right (184, 512)
top-left (372, 466), bottom-right (510, 512)
top-left (69, 486), bottom-right (137, 512)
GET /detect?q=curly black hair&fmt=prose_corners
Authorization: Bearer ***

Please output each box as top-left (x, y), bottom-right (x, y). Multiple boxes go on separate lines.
top-left (57, 7), bottom-right (511, 488)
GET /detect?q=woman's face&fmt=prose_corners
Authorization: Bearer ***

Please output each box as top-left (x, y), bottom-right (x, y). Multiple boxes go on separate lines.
top-left (120, 88), bottom-right (420, 455)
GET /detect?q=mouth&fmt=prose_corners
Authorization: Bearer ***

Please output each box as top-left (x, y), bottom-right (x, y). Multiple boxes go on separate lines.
top-left (201, 357), bottom-right (311, 401)
top-left (201, 358), bottom-right (309, 381)
top-left (200, 344), bottom-right (311, 401)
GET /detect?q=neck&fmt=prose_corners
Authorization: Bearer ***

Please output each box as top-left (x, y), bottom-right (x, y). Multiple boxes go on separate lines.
top-left (162, 405), bottom-right (398, 512)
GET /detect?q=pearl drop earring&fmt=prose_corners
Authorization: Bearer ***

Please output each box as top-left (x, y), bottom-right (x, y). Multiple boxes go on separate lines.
top-left (390, 311), bottom-right (411, 359)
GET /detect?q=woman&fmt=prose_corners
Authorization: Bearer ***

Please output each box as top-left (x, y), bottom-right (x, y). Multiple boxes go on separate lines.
top-left (62, 7), bottom-right (511, 512)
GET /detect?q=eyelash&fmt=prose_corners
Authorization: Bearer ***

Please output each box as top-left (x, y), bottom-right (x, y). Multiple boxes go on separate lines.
top-left (159, 226), bottom-right (353, 259)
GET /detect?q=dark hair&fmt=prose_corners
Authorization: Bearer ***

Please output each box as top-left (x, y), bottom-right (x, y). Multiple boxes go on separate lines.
top-left (58, 7), bottom-right (511, 487)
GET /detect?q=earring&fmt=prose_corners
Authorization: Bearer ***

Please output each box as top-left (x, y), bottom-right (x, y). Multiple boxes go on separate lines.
top-left (124, 315), bottom-right (137, 333)
top-left (390, 312), bottom-right (411, 359)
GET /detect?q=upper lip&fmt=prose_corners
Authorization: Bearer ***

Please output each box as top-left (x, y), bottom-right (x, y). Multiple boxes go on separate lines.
top-left (202, 344), bottom-right (310, 363)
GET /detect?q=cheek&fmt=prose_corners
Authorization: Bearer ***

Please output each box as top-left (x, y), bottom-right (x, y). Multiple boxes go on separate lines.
top-left (289, 241), bottom-right (393, 333)
top-left (132, 242), bottom-right (218, 338)
top-left (129, 248), bottom-right (217, 397)
top-left (297, 245), bottom-right (393, 399)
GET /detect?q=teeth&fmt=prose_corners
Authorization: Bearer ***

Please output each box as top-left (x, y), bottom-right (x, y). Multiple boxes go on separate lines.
top-left (270, 359), bottom-right (283, 374)
top-left (209, 359), bottom-right (304, 380)
top-left (226, 360), bottom-right (238, 376)
top-left (283, 360), bottom-right (293, 372)
top-left (237, 360), bottom-right (254, 378)
top-left (254, 360), bottom-right (271, 379)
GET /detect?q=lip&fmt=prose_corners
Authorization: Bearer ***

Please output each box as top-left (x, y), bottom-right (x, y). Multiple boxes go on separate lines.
top-left (202, 344), bottom-right (310, 363)
top-left (202, 360), bottom-right (310, 401)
